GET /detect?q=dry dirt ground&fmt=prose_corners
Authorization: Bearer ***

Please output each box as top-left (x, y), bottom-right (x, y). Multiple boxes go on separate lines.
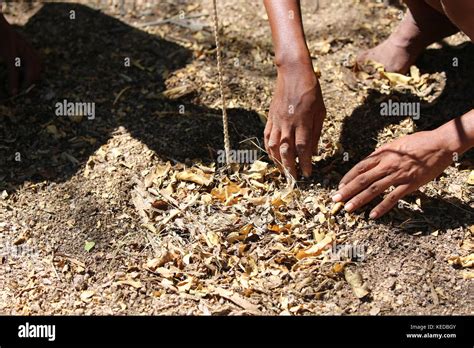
top-left (0, 0), bottom-right (473, 315)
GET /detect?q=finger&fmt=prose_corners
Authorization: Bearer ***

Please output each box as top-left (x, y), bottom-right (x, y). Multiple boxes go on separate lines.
top-left (264, 116), bottom-right (273, 155)
top-left (343, 175), bottom-right (394, 213)
top-left (311, 109), bottom-right (325, 155)
top-left (295, 125), bottom-right (313, 178)
top-left (268, 127), bottom-right (283, 172)
top-left (279, 129), bottom-right (297, 180)
top-left (333, 165), bottom-right (387, 203)
top-left (369, 184), bottom-right (413, 219)
top-left (338, 155), bottom-right (380, 189)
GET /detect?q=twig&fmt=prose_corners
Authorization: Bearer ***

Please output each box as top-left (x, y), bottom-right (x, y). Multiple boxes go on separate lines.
top-left (0, 84), bottom-right (36, 104)
top-left (136, 13), bottom-right (209, 28)
top-left (51, 251), bottom-right (62, 282)
top-left (113, 86), bottom-right (131, 106)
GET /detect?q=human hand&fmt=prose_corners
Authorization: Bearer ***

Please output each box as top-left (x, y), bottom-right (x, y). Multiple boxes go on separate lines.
top-left (332, 130), bottom-right (456, 218)
top-left (264, 63), bottom-right (326, 179)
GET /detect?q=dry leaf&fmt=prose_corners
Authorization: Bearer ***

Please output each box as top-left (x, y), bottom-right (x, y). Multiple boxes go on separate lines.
top-left (145, 163), bottom-right (171, 187)
top-left (144, 251), bottom-right (180, 272)
top-left (461, 270), bottom-right (474, 279)
top-left (271, 196), bottom-right (285, 208)
top-left (296, 233), bottom-right (334, 260)
top-left (176, 168), bottom-right (213, 186)
top-left (382, 71), bottom-right (412, 86)
top-left (46, 124), bottom-right (59, 136)
top-left (344, 267), bottom-right (370, 298)
top-left (151, 199), bottom-right (169, 210)
top-left (244, 160), bottom-right (268, 181)
top-left (247, 196), bottom-right (267, 205)
top-left (211, 181), bottom-right (246, 205)
top-left (311, 39), bottom-right (332, 55)
top-left (13, 234), bottom-right (28, 245)
top-left (206, 231), bottom-right (220, 247)
top-left (271, 186), bottom-right (296, 208)
top-left (460, 238), bottom-right (474, 251)
top-left (177, 277), bottom-right (194, 293)
top-left (153, 267), bottom-right (174, 278)
top-left (115, 279), bottom-right (143, 289)
top-left (410, 65), bottom-right (420, 82)
top-left (162, 84), bottom-right (195, 99)
top-left (226, 224), bottom-right (253, 243)
top-left (201, 193), bottom-right (213, 204)
top-left (332, 262), bottom-right (347, 274)
top-left (448, 254), bottom-right (474, 268)
top-left (213, 286), bottom-right (261, 314)
top-left (467, 171), bottom-right (474, 185)
top-left (330, 202), bottom-right (344, 215)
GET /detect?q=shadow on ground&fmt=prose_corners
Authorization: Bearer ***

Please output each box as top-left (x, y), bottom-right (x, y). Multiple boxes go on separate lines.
top-left (0, 2), bottom-right (263, 189)
top-left (0, 3), bottom-right (472, 234)
top-left (308, 41), bottom-right (474, 232)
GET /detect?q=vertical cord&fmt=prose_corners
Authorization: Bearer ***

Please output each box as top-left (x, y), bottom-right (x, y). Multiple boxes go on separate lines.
top-left (212, 0), bottom-right (232, 165)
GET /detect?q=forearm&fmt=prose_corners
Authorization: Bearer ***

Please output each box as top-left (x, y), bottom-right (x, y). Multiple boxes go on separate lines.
top-left (263, 0), bottom-right (312, 69)
top-left (436, 109), bottom-right (474, 154)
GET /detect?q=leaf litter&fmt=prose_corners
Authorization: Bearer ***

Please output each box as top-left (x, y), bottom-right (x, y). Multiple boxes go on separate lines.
top-left (131, 159), bottom-right (375, 314)
top-left (2, 0), bottom-right (472, 316)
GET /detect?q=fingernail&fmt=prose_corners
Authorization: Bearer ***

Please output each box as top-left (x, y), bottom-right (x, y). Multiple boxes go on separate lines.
top-left (338, 183), bottom-right (345, 189)
top-left (369, 211), bottom-right (378, 219)
top-left (332, 193), bottom-right (342, 202)
top-left (344, 202), bottom-right (354, 212)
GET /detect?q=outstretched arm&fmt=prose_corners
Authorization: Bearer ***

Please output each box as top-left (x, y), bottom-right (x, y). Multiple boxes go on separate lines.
top-left (333, 109), bottom-right (474, 218)
top-left (263, 0), bottom-right (326, 179)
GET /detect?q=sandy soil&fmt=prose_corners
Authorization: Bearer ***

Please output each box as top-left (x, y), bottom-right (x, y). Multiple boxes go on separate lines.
top-left (0, 0), bottom-right (472, 315)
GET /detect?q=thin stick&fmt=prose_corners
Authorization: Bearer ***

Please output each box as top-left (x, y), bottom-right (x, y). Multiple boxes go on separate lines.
top-left (136, 13), bottom-right (209, 28)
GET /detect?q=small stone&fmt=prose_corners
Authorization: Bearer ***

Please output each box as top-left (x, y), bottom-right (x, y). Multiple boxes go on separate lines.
top-left (73, 275), bottom-right (86, 291)
top-left (369, 306), bottom-right (380, 315)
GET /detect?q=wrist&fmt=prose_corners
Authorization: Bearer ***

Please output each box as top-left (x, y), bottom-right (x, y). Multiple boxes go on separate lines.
top-left (276, 61), bottom-right (319, 91)
top-left (434, 110), bottom-right (474, 155)
top-left (276, 58), bottom-right (316, 82)
top-left (275, 48), bottom-right (313, 71)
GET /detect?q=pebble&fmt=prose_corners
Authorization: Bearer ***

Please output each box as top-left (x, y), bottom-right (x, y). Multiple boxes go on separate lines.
top-left (369, 306), bottom-right (380, 315)
top-left (73, 274), bottom-right (86, 291)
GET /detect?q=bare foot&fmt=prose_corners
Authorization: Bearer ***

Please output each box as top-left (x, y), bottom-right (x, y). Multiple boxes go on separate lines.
top-left (357, 5), bottom-right (459, 74)
top-left (357, 35), bottom-right (420, 74)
